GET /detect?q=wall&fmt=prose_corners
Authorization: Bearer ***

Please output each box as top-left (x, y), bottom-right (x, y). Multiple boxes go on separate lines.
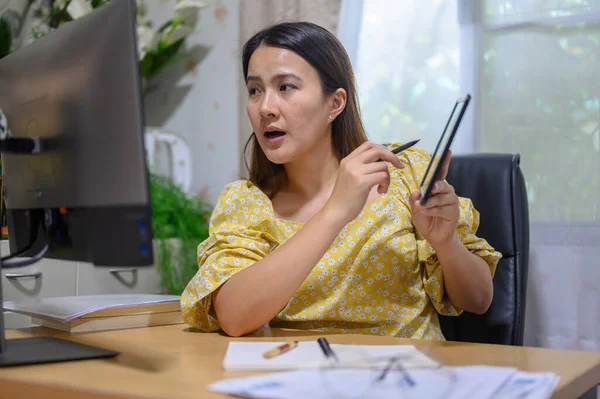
top-left (524, 239), bottom-right (600, 351)
top-left (143, 0), bottom-right (241, 204)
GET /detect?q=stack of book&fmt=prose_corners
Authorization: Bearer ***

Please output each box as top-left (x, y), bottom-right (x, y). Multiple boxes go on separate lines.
top-left (3, 294), bottom-right (182, 333)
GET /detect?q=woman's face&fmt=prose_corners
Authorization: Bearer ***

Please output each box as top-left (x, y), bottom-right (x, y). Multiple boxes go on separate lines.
top-left (246, 45), bottom-right (334, 165)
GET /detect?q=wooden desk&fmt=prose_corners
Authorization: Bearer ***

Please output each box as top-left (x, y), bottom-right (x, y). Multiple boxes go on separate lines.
top-left (0, 324), bottom-right (599, 399)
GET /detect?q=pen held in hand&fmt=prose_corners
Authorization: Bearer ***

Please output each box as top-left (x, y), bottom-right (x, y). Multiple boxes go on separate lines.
top-left (391, 139), bottom-right (420, 154)
top-left (263, 341), bottom-right (299, 359)
top-left (377, 139), bottom-right (420, 162)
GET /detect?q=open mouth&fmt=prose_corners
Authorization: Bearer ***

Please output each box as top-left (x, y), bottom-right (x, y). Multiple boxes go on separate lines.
top-left (264, 130), bottom-right (286, 139)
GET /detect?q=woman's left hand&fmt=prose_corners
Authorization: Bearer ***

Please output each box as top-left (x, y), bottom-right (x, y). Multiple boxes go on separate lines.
top-left (410, 151), bottom-right (460, 247)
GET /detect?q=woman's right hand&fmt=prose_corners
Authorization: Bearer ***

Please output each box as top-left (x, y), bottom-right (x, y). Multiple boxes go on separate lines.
top-left (323, 142), bottom-right (404, 226)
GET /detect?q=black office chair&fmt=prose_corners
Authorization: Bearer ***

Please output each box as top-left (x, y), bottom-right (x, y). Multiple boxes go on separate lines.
top-left (439, 153), bottom-right (530, 346)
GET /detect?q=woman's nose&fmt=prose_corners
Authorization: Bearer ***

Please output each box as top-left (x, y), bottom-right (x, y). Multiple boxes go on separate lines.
top-left (259, 92), bottom-right (278, 119)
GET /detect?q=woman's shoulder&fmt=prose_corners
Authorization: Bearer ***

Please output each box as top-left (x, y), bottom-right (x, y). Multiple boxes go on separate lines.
top-left (214, 179), bottom-right (269, 209)
top-left (211, 179), bottom-right (274, 227)
top-left (217, 179), bottom-right (260, 199)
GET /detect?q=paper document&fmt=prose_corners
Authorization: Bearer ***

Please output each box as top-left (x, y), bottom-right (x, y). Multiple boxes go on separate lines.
top-left (492, 371), bottom-right (560, 399)
top-left (208, 365), bottom-right (560, 399)
top-left (222, 341), bottom-right (439, 371)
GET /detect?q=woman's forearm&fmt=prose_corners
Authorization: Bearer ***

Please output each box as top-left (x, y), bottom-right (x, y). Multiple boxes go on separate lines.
top-left (432, 233), bottom-right (494, 314)
top-left (212, 208), bottom-right (346, 337)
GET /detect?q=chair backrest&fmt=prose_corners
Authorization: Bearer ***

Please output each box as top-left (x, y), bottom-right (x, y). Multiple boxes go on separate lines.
top-left (440, 153), bottom-right (530, 345)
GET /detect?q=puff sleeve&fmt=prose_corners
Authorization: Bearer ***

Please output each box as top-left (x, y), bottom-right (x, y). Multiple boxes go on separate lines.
top-left (391, 144), bottom-right (502, 316)
top-left (180, 180), bottom-right (279, 331)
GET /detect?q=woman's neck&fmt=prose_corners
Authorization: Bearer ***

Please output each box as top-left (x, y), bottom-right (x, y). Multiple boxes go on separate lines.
top-left (283, 140), bottom-right (339, 200)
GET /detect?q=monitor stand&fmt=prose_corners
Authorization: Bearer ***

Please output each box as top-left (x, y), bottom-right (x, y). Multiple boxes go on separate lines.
top-left (0, 337), bottom-right (118, 367)
top-left (0, 137), bottom-right (120, 366)
top-left (0, 257), bottom-right (119, 367)
top-left (0, 256), bottom-right (120, 367)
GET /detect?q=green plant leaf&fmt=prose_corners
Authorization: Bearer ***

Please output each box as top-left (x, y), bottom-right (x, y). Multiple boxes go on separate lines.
top-left (91, 0), bottom-right (110, 8)
top-left (158, 19), bottom-right (173, 33)
top-left (149, 173), bottom-right (211, 239)
top-left (149, 173), bottom-right (212, 295)
top-left (143, 38), bottom-right (185, 81)
top-left (156, 238), bottom-right (202, 295)
top-left (139, 52), bottom-right (155, 80)
top-left (0, 18), bottom-right (12, 59)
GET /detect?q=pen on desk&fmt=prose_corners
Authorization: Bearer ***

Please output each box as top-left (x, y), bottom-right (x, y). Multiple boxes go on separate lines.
top-left (317, 337), bottom-right (339, 363)
top-left (391, 139), bottom-right (420, 154)
top-left (263, 341), bottom-right (299, 359)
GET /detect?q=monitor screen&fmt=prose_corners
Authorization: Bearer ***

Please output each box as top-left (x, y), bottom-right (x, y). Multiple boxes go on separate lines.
top-left (0, 0), bottom-right (153, 267)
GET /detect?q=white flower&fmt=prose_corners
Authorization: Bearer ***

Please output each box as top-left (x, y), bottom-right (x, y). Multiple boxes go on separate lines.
top-left (135, 0), bottom-right (148, 19)
top-left (54, 0), bottom-right (69, 10)
top-left (67, 0), bottom-right (93, 19)
top-left (161, 24), bottom-right (194, 46)
top-left (174, 0), bottom-right (208, 29)
top-left (136, 24), bottom-right (158, 60)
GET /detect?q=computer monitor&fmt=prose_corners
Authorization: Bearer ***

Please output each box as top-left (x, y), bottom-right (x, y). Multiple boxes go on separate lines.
top-left (0, 0), bottom-right (153, 366)
top-left (0, 0), bottom-right (153, 267)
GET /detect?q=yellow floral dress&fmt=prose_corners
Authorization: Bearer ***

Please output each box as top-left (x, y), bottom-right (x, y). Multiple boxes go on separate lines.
top-left (180, 145), bottom-right (502, 339)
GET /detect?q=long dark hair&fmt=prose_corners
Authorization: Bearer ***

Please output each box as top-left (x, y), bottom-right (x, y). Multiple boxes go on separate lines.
top-left (242, 22), bottom-right (367, 198)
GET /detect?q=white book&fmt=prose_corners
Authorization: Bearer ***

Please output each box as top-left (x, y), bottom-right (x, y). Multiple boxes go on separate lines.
top-left (3, 294), bottom-right (183, 332)
top-left (30, 310), bottom-right (183, 333)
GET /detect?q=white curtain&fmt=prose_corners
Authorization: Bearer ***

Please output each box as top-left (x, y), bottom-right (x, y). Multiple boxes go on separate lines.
top-left (339, 0), bottom-right (600, 351)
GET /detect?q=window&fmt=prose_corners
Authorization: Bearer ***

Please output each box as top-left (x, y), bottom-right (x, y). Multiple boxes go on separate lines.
top-left (345, 0), bottom-right (600, 223)
top-left (480, 0), bottom-right (600, 222)
top-left (352, 0), bottom-right (461, 153)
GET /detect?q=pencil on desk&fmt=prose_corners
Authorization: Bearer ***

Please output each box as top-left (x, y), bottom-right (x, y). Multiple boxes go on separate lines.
top-left (263, 341), bottom-right (299, 359)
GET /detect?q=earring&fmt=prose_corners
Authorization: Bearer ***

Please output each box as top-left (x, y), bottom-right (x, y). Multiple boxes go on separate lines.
top-left (328, 115), bottom-right (333, 120)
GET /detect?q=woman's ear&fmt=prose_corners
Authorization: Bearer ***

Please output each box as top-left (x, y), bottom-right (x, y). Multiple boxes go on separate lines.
top-left (328, 88), bottom-right (347, 121)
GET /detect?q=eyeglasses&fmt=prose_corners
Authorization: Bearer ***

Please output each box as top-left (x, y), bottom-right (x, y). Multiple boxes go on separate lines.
top-left (317, 347), bottom-right (458, 399)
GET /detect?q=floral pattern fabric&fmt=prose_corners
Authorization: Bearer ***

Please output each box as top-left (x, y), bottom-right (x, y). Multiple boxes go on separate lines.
top-left (181, 145), bottom-right (502, 339)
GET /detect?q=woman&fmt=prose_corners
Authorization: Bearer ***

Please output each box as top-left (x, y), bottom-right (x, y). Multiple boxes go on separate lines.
top-left (181, 22), bottom-right (501, 339)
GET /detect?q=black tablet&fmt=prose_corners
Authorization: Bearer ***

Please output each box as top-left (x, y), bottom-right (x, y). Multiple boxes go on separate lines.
top-left (419, 94), bottom-right (471, 205)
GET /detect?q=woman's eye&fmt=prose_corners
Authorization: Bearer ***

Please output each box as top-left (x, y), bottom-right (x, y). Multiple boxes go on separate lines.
top-left (248, 87), bottom-right (260, 95)
top-left (280, 84), bottom-right (295, 92)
